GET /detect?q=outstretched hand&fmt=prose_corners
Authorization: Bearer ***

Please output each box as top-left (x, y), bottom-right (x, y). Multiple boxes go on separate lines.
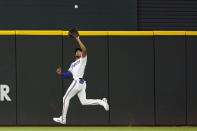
top-left (75, 36), bottom-right (80, 40)
top-left (56, 67), bottom-right (62, 75)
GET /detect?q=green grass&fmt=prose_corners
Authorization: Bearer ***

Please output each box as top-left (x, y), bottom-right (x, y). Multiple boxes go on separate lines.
top-left (0, 127), bottom-right (197, 131)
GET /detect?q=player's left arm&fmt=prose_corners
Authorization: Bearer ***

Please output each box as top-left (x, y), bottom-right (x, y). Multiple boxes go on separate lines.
top-left (56, 67), bottom-right (72, 79)
top-left (61, 71), bottom-right (72, 79)
top-left (75, 36), bottom-right (87, 57)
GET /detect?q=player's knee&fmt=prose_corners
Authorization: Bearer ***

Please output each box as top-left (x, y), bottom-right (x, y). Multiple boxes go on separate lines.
top-left (63, 97), bottom-right (71, 103)
top-left (63, 95), bottom-right (67, 101)
top-left (80, 100), bottom-right (87, 105)
top-left (80, 101), bottom-right (85, 105)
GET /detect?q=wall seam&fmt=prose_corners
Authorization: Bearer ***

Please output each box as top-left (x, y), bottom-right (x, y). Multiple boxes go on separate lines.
top-left (185, 32), bottom-right (188, 125)
top-left (14, 31), bottom-right (18, 125)
top-left (61, 34), bottom-right (64, 99)
top-left (153, 32), bottom-right (156, 126)
top-left (107, 33), bottom-right (111, 125)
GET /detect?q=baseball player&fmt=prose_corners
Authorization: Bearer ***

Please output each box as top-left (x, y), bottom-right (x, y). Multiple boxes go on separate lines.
top-left (53, 28), bottom-right (109, 124)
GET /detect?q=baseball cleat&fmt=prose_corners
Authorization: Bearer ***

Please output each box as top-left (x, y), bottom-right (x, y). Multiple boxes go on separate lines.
top-left (102, 98), bottom-right (109, 111)
top-left (53, 116), bottom-right (66, 124)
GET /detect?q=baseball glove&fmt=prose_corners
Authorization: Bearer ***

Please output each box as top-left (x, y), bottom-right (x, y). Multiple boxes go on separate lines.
top-left (68, 27), bottom-right (79, 38)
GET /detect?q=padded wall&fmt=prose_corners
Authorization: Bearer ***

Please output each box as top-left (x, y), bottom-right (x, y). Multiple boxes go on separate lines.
top-left (16, 35), bottom-right (62, 125)
top-left (155, 35), bottom-right (186, 125)
top-left (109, 36), bottom-right (155, 125)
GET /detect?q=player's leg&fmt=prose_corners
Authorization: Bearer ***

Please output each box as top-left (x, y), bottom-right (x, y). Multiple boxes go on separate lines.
top-left (77, 82), bottom-right (109, 111)
top-left (53, 80), bottom-right (79, 124)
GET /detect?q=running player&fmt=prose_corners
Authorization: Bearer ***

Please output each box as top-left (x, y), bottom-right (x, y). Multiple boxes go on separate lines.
top-left (53, 35), bottom-right (109, 124)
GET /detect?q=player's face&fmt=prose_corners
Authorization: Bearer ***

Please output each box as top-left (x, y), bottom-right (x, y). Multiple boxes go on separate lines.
top-left (75, 50), bottom-right (82, 59)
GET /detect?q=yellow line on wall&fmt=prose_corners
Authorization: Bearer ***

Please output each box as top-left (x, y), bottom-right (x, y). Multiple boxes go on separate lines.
top-left (0, 30), bottom-right (196, 35)
top-left (63, 31), bottom-right (109, 36)
top-left (109, 31), bottom-right (153, 35)
top-left (16, 30), bottom-right (63, 35)
top-left (186, 31), bottom-right (197, 35)
top-left (153, 31), bottom-right (186, 35)
top-left (79, 31), bottom-right (109, 36)
top-left (0, 30), bottom-right (15, 35)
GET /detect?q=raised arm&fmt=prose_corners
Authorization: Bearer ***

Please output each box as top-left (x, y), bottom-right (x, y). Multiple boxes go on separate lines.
top-left (75, 36), bottom-right (87, 57)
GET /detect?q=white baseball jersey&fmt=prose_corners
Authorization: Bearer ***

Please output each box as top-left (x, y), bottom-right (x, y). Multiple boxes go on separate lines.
top-left (68, 55), bottom-right (87, 80)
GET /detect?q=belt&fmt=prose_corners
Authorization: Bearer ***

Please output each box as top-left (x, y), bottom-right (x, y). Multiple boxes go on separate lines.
top-left (79, 78), bottom-right (84, 84)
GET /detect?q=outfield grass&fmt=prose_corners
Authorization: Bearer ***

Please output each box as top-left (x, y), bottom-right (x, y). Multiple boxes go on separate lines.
top-left (0, 127), bottom-right (197, 131)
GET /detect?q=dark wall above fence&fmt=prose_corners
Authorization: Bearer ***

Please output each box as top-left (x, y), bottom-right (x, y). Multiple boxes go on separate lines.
top-left (138, 0), bottom-right (197, 30)
top-left (0, 0), bottom-right (137, 30)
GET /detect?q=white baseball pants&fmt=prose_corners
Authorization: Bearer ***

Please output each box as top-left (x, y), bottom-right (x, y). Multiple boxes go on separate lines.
top-left (62, 79), bottom-right (105, 119)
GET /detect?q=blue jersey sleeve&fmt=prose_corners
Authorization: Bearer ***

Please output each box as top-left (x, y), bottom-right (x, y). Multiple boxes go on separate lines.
top-left (61, 72), bottom-right (72, 79)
